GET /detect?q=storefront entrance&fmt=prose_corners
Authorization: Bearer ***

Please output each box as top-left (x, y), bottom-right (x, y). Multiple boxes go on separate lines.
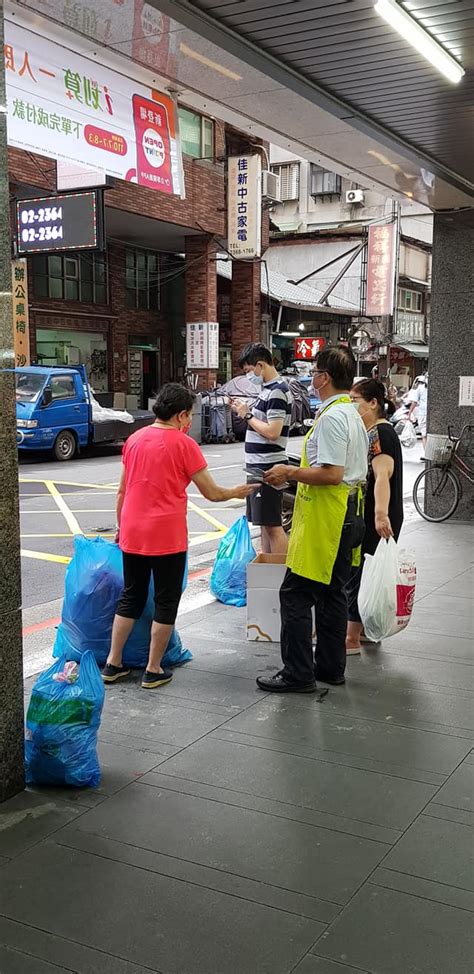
top-left (36, 328), bottom-right (109, 391)
top-left (128, 338), bottom-right (161, 408)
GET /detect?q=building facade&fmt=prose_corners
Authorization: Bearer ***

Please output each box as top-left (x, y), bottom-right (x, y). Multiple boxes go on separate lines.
top-left (268, 146), bottom-right (432, 384)
top-left (8, 110), bottom-right (272, 402)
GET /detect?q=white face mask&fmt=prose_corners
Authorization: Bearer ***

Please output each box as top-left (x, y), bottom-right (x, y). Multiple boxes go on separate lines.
top-left (247, 370), bottom-right (264, 386)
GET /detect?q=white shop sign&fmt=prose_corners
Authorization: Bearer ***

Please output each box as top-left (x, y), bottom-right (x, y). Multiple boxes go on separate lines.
top-left (459, 376), bottom-right (474, 407)
top-left (394, 312), bottom-right (425, 341)
top-left (227, 155), bottom-right (262, 259)
top-left (186, 322), bottom-right (219, 369)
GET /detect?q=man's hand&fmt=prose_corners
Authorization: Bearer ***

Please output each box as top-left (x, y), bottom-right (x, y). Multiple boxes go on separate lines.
top-left (230, 399), bottom-right (250, 419)
top-left (375, 513), bottom-right (393, 539)
top-left (264, 464), bottom-right (296, 487)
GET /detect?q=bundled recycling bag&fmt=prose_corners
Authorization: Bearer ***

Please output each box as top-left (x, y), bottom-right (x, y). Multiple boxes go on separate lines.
top-left (358, 537), bottom-right (416, 642)
top-left (210, 515), bottom-right (256, 607)
top-left (25, 651), bottom-right (104, 788)
top-left (53, 536), bottom-right (191, 669)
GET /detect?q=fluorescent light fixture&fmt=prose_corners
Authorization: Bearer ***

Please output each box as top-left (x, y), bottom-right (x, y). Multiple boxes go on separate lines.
top-left (280, 331), bottom-right (299, 337)
top-left (374, 0), bottom-right (465, 83)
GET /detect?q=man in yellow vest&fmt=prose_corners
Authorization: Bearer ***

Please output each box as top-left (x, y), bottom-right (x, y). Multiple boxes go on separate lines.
top-left (257, 346), bottom-right (368, 693)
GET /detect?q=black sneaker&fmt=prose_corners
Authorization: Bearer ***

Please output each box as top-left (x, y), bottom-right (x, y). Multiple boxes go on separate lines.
top-left (102, 664), bottom-right (131, 684)
top-left (141, 668), bottom-right (173, 689)
top-left (314, 669), bottom-right (346, 686)
top-left (256, 671), bottom-right (317, 693)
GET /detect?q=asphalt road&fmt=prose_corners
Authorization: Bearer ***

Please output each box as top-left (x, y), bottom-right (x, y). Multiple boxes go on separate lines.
top-left (18, 440), bottom-right (256, 609)
top-left (18, 434), bottom-right (423, 611)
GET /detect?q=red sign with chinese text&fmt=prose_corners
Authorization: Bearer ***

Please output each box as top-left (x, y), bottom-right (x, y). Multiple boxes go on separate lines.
top-left (294, 337), bottom-right (326, 360)
top-left (366, 223), bottom-right (396, 317)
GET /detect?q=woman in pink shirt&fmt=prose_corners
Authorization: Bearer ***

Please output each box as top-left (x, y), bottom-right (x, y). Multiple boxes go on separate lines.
top-left (102, 384), bottom-right (256, 690)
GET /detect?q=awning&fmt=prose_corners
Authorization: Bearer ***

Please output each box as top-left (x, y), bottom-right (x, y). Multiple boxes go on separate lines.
top-left (216, 258), bottom-right (357, 316)
top-left (392, 342), bottom-right (429, 359)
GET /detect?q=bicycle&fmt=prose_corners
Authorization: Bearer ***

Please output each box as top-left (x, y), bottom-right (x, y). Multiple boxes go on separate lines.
top-left (412, 424), bottom-right (474, 522)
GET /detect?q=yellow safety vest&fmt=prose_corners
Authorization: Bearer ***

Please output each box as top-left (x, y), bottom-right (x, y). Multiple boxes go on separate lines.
top-left (287, 395), bottom-right (364, 585)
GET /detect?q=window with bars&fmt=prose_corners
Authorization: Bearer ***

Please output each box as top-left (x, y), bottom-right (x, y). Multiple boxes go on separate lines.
top-left (32, 253), bottom-right (107, 304)
top-left (310, 165), bottom-right (341, 197)
top-left (178, 106), bottom-right (214, 159)
top-left (271, 162), bottom-right (300, 201)
top-left (125, 250), bottom-right (160, 310)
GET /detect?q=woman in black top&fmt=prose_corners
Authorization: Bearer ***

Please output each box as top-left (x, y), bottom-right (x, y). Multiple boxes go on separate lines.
top-left (346, 378), bottom-right (403, 654)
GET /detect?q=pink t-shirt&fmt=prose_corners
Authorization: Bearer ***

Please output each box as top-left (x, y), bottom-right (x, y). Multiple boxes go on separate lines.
top-left (119, 426), bottom-right (207, 556)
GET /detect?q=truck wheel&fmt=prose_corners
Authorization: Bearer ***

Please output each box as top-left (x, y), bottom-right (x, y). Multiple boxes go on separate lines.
top-left (53, 430), bottom-right (77, 461)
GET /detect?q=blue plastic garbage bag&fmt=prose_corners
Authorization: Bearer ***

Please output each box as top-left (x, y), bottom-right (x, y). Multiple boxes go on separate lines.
top-left (210, 515), bottom-right (256, 607)
top-left (53, 536), bottom-right (191, 669)
top-left (25, 650), bottom-right (104, 788)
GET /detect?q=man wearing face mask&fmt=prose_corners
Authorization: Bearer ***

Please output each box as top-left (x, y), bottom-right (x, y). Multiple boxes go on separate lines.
top-left (257, 346), bottom-right (368, 692)
top-left (231, 342), bottom-right (292, 555)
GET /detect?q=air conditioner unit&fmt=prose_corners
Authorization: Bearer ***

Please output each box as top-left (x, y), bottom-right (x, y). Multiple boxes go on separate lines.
top-left (346, 189), bottom-right (365, 205)
top-left (262, 170), bottom-right (281, 203)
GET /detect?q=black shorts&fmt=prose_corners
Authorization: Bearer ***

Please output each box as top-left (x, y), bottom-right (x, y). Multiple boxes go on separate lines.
top-left (116, 551), bottom-right (186, 625)
top-left (246, 481), bottom-right (283, 527)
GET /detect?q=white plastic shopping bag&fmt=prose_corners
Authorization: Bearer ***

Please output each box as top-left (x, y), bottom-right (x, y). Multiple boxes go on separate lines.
top-left (398, 420), bottom-right (417, 449)
top-left (358, 537), bottom-right (416, 641)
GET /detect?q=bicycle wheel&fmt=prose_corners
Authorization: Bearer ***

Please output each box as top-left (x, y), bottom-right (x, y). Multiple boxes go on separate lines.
top-left (413, 464), bottom-right (460, 522)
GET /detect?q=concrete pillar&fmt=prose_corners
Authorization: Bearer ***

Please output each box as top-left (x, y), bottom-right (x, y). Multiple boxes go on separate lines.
top-left (231, 260), bottom-right (263, 373)
top-left (0, 10), bottom-right (25, 801)
top-left (428, 212), bottom-right (474, 519)
top-left (185, 235), bottom-right (218, 390)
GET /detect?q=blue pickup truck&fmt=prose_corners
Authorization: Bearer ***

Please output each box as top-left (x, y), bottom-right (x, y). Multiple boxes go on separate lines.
top-left (15, 365), bottom-right (153, 461)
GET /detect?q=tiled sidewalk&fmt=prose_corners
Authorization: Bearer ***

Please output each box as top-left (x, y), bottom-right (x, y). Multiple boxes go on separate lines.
top-left (0, 518), bottom-right (473, 973)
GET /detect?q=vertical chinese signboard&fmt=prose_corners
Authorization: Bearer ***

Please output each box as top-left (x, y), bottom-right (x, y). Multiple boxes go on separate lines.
top-left (366, 223), bottom-right (396, 317)
top-left (294, 337), bottom-right (326, 360)
top-left (4, 20), bottom-right (185, 197)
top-left (227, 155), bottom-right (262, 259)
top-left (186, 322), bottom-right (219, 369)
top-left (12, 261), bottom-right (30, 367)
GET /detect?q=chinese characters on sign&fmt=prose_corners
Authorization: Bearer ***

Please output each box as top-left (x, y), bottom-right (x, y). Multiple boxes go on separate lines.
top-left (227, 155), bottom-right (262, 259)
top-left (186, 322), bottom-right (220, 369)
top-left (458, 376), bottom-right (474, 408)
top-left (12, 260), bottom-right (30, 367)
top-left (294, 337), bottom-right (326, 360)
top-left (394, 311), bottom-right (425, 341)
top-left (366, 223), bottom-right (396, 317)
top-left (4, 20), bottom-right (185, 197)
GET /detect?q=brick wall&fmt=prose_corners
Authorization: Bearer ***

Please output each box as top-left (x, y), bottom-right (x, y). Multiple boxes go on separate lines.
top-left (28, 242), bottom-right (172, 393)
top-left (231, 260), bottom-right (263, 372)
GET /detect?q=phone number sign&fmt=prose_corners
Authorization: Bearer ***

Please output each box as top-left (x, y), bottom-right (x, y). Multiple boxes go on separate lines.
top-left (16, 191), bottom-right (102, 253)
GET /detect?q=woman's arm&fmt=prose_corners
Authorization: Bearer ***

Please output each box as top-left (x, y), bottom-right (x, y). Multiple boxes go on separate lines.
top-left (372, 454), bottom-right (394, 538)
top-left (116, 465), bottom-right (126, 528)
top-left (192, 468), bottom-right (258, 502)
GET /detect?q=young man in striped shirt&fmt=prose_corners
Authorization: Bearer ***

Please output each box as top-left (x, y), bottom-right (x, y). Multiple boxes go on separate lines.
top-left (231, 342), bottom-right (291, 555)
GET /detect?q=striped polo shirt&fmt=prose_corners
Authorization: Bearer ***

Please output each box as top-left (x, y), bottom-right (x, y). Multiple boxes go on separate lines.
top-left (245, 378), bottom-right (292, 470)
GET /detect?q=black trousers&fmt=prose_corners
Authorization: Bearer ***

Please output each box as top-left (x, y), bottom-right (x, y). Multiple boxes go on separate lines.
top-left (280, 498), bottom-right (364, 684)
top-left (116, 551), bottom-right (186, 626)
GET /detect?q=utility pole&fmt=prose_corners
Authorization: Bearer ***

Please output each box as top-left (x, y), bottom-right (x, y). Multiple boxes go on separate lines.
top-left (0, 2), bottom-right (25, 802)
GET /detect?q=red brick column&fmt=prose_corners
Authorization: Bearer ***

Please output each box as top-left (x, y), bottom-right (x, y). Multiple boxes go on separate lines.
top-left (185, 235), bottom-right (218, 390)
top-left (231, 260), bottom-right (262, 373)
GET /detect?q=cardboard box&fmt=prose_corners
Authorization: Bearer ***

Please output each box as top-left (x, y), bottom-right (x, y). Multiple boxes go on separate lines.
top-left (113, 393), bottom-right (126, 410)
top-left (126, 395), bottom-right (139, 411)
top-left (246, 554), bottom-right (287, 642)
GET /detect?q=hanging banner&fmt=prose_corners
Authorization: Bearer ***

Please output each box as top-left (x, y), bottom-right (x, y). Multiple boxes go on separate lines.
top-left (12, 261), bottom-right (30, 367)
top-left (227, 155), bottom-right (262, 259)
top-left (294, 337), bottom-right (326, 360)
top-left (4, 20), bottom-right (185, 197)
top-left (366, 223), bottom-right (396, 317)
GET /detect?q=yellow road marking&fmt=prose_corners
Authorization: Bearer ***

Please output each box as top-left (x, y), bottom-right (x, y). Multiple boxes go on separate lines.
top-left (188, 500), bottom-right (227, 532)
top-left (20, 478), bottom-right (118, 490)
top-left (20, 509), bottom-right (116, 514)
top-left (21, 549), bottom-right (71, 565)
top-left (44, 481), bottom-right (83, 536)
